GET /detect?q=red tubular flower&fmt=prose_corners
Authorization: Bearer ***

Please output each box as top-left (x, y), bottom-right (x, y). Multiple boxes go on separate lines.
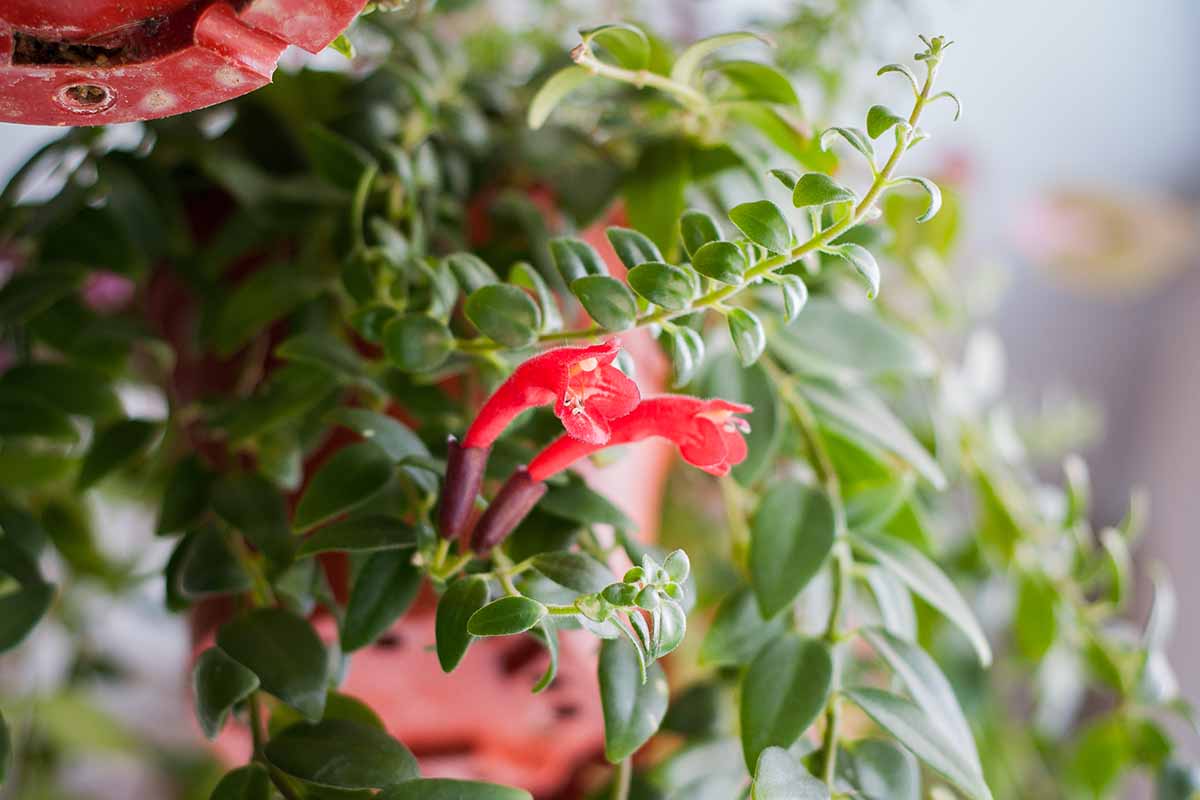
top-left (439, 340), bottom-right (640, 541)
top-left (470, 395), bottom-right (751, 551)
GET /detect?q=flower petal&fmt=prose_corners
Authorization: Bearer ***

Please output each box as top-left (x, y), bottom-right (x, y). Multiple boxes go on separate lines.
top-left (678, 418), bottom-right (727, 469)
top-left (558, 405), bottom-right (612, 445)
top-left (582, 364), bottom-right (640, 419)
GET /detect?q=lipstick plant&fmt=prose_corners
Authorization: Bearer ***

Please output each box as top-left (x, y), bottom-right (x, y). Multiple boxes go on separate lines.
top-left (0, 5), bottom-right (1195, 800)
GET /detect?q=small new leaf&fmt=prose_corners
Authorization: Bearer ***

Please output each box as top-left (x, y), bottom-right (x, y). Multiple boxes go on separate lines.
top-left (877, 62), bottom-right (920, 93)
top-left (777, 274), bottom-right (808, 322)
top-left (932, 90), bottom-right (963, 121)
top-left (827, 243), bottom-right (880, 298)
top-left (819, 126), bottom-right (875, 162)
top-left (891, 176), bottom-right (942, 223)
top-left (580, 23), bottom-right (650, 70)
top-left (528, 66), bottom-right (591, 130)
top-left (727, 308), bottom-right (766, 367)
top-left (792, 173), bottom-right (856, 209)
top-left (866, 104), bottom-right (909, 140)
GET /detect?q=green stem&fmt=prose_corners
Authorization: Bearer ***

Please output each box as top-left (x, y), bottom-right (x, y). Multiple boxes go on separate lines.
top-left (572, 45), bottom-right (709, 110)
top-left (610, 757), bottom-right (633, 800)
top-left (455, 57), bottom-right (940, 356)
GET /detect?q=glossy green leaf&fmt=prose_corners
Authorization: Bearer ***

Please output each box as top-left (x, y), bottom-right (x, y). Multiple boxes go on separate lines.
top-left (211, 473), bottom-right (294, 567)
top-left (76, 419), bottom-right (158, 490)
top-left (436, 575), bottom-right (490, 672)
top-left (466, 284), bottom-right (541, 348)
top-left (380, 779), bottom-right (532, 800)
top-left (866, 105), bottom-right (908, 139)
top-left (692, 241), bottom-right (746, 284)
top-left (468, 596), bottom-right (547, 637)
top-left (740, 635), bottom-right (832, 771)
top-left (627, 262), bottom-right (694, 310)
top-left (877, 62), bottom-right (919, 91)
top-left (792, 173), bottom-right (856, 208)
top-left (383, 315), bottom-right (454, 372)
top-left (826, 243), bottom-right (879, 298)
top-left (700, 586), bottom-right (787, 667)
top-left (599, 637), bottom-right (669, 762)
top-left (820, 126), bottom-right (875, 162)
top-left (666, 327), bottom-right (701, 388)
top-left (531, 618), bottom-right (560, 693)
top-left (844, 688), bottom-right (992, 800)
top-left (852, 532), bottom-right (991, 666)
top-left (581, 23), bottom-right (649, 70)
top-left (680, 210), bottom-right (723, 259)
top-left (508, 261), bottom-right (562, 332)
top-left (750, 481), bottom-right (835, 618)
top-left (265, 719), bottom-right (418, 790)
top-left (0, 363), bottom-right (121, 421)
top-left (157, 456), bottom-right (213, 536)
top-left (209, 764), bottom-right (272, 800)
top-left (276, 333), bottom-right (371, 386)
top-left (533, 552), bottom-right (613, 594)
top-left (651, 598), bottom-right (687, 658)
top-left (753, 746), bottom-right (829, 799)
top-left (670, 31), bottom-right (771, 85)
top-left (606, 226), bottom-right (664, 271)
top-left (210, 263), bottom-right (320, 357)
top-left (217, 608), bottom-right (327, 721)
top-left (713, 61), bottom-right (799, 106)
top-left (294, 442), bottom-right (393, 532)
top-left (342, 549), bottom-right (421, 651)
top-left (624, 139), bottom-right (689, 256)
top-left (179, 525), bottom-right (251, 598)
top-left (862, 628), bottom-right (981, 770)
top-left (729, 200), bottom-right (792, 254)
top-left (727, 308), bottom-right (766, 367)
top-left (297, 515), bottom-right (416, 558)
top-left (550, 237), bottom-right (608, 282)
top-left (570, 275), bottom-right (637, 331)
top-left (444, 253), bottom-right (498, 294)
top-left (192, 647), bottom-right (260, 740)
top-left (528, 66), bottom-right (592, 129)
top-left (777, 274), bottom-right (808, 323)
top-left (839, 739), bottom-right (919, 800)
top-left (325, 408), bottom-right (428, 463)
top-left (891, 176), bottom-right (942, 223)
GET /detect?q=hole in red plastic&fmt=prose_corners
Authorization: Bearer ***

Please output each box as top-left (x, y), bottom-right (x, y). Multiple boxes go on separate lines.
top-left (56, 83), bottom-right (115, 112)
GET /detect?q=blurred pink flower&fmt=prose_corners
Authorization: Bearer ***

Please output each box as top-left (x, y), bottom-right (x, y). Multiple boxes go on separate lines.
top-left (82, 270), bottom-right (136, 314)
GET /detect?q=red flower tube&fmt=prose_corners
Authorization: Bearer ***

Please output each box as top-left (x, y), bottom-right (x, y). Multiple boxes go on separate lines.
top-left (439, 339), bottom-right (639, 541)
top-left (470, 395), bottom-right (752, 551)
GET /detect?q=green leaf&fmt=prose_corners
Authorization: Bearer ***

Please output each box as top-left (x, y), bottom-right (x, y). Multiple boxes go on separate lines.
top-left (851, 533), bottom-right (991, 666)
top-left (539, 480), bottom-right (636, 529)
top-left (437, 576), bottom-right (490, 672)
top-left (570, 275), bottom-right (637, 331)
top-left (839, 739), bottom-right (919, 800)
top-left (802, 382), bottom-right (945, 489)
top-left (468, 596), bottom-right (547, 637)
top-left (891, 176), bottom-right (942, 223)
top-left (692, 241), bottom-right (746, 284)
top-left (861, 628), bottom-right (981, 770)
top-left (670, 31), bottom-right (771, 86)
top-left (217, 608), bottom-right (327, 721)
top-left (599, 637), bottom-right (669, 762)
top-left (294, 442), bottom-right (393, 532)
top-left (508, 261), bottom-right (562, 332)
top-left (624, 139), bottom-right (689, 256)
top-left (826, 243), bottom-right (879, 298)
top-left (297, 515), bottom-right (416, 558)
top-left (211, 473), bottom-right (294, 567)
top-left (210, 263), bottom-right (320, 356)
top-left (700, 586), bottom-right (787, 667)
top-left (550, 237), bottom-right (608, 282)
top-left (866, 105), bottom-right (908, 140)
top-left (680, 209), bottom-right (723, 258)
top-left (1157, 761), bottom-right (1200, 800)
top-left (651, 598), bottom-right (687, 658)
top-left (0, 362), bottom-right (120, 421)
top-left (533, 552), bottom-right (613, 593)
top-left (276, 333), bottom-right (371, 386)
top-left (179, 525), bottom-right (252, 598)
top-left (210, 764), bottom-right (272, 800)
top-left (192, 647), bottom-right (260, 740)
top-left (265, 719), bottom-right (418, 790)
top-left (729, 200), bottom-right (792, 254)
top-left (844, 688), bottom-right (992, 800)
top-left (769, 298), bottom-right (935, 381)
top-left (531, 618), bottom-right (560, 693)
top-left (932, 91), bottom-right (963, 121)
top-left (302, 124), bottom-right (376, 191)
top-left (76, 419), bottom-right (158, 490)
top-left (380, 779), bottom-right (532, 800)
top-left (325, 408), bottom-right (428, 464)
top-left (777, 274), bottom-right (808, 323)
top-left (740, 635), bottom-right (832, 771)
top-left (750, 482), bottom-right (835, 618)
top-left (466, 284), bottom-right (541, 348)
top-left (157, 456), bottom-right (213, 536)
top-left (1015, 572), bottom-right (1059, 661)
top-left (1100, 527), bottom-right (1132, 608)
top-left (819, 127), bottom-right (875, 162)
top-left (0, 538), bottom-right (54, 652)
top-left (581, 23), bottom-right (650, 70)
top-left (753, 746), bottom-right (829, 799)
top-left (792, 173), bottom-right (856, 208)
top-left (627, 262), bottom-right (694, 310)
top-left (342, 549), bottom-right (421, 652)
top-left (444, 253), bottom-right (499, 294)
top-left (328, 32), bottom-right (354, 58)
top-left (877, 63), bottom-right (919, 92)
top-left (713, 61), bottom-right (798, 106)
top-left (383, 315), bottom-right (453, 372)
top-left (727, 308), bottom-right (766, 367)
top-left (606, 227), bottom-right (664, 271)
top-left (528, 66), bottom-right (592, 129)
top-left (0, 395), bottom-right (77, 442)
top-left (666, 327), bottom-right (702, 388)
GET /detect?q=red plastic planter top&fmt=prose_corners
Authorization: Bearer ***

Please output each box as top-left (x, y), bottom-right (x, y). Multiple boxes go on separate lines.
top-left (0, 0), bottom-right (366, 126)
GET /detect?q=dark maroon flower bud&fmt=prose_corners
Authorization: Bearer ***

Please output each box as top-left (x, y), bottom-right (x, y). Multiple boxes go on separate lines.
top-left (469, 468), bottom-right (547, 553)
top-left (438, 436), bottom-right (490, 542)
